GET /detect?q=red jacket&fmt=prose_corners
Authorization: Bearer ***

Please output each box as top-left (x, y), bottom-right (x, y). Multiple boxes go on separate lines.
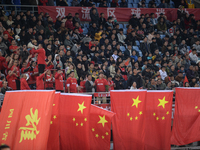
top-left (36, 73), bottom-right (45, 90)
top-left (3, 31), bottom-right (13, 43)
top-left (0, 56), bottom-right (6, 71)
top-left (65, 20), bottom-right (73, 30)
top-left (20, 78), bottom-right (31, 90)
top-left (6, 75), bottom-right (16, 90)
top-left (73, 26), bottom-right (83, 33)
top-left (34, 48), bottom-right (46, 65)
top-left (55, 72), bottom-right (64, 91)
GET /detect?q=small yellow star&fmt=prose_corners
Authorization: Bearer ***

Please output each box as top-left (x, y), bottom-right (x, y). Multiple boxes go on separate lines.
top-left (53, 104), bottom-right (55, 106)
top-left (127, 113), bottom-right (130, 116)
top-left (158, 96), bottom-right (168, 109)
top-left (130, 117), bottom-right (133, 121)
top-left (95, 134), bottom-right (99, 138)
top-left (73, 118), bottom-right (75, 121)
top-left (81, 123), bottom-right (83, 126)
top-left (132, 96), bottom-right (142, 108)
top-left (162, 116), bottom-right (165, 120)
top-left (166, 111), bottom-right (169, 115)
top-left (195, 106), bottom-right (198, 109)
top-left (135, 116), bottom-right (138, 120)
top-left (84, 118), bottom-right (87, 121)
top-left (77, 101), bottom-right (86, 114)
top-left (105, 132), bottom-right (108, 135)
top-left (198, 110), bottom-right (200, 112)
top-left (53, 115), bottom-right (56, 119)
top-left (50, 121), bottom-right (53, 124)
top-left (156, 117), bottom-right (159, 120)
top-left (102, 136), bottom-right (104, 139)
top-left (139, 111), bottom-right (142, 115)
top-left (92, 128), bottom-right (95, 132)
top-left (76, 123), bottom-right (78, 126)
top-left (153, 113), bottom-right (156, 116)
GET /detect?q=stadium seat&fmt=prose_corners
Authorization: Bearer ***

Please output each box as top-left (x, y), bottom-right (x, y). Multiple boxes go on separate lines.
top-left (120, 46), bottom-right (126, 52)
top-left (145, 0), bottom-right (150, 3)
top-left (83, 28), bottom-right (88, 35)
top-left (187, 46), bottom-right (191, 50)
top-left (170, 1), bottom-right (175, 8)
top-left (128, 0), bottom-right (134, 4)
top-left (123, 28), bottom-right (127, 35)
top-left (119, 24), bottom-right (124, 29)
top-left (146, 3), bottom-right (148, 8)
top-left (96, 3), bottom-right (100, 7)
top-left (160, 34), bottom-right (165, 39)
top-left (124, 24), bottom-right (128, 28)
top-left (84, 24), bottom-right (89, 29)
top-left (133, 3), bottom-right (138, 8)
top-left (135, 40), bottom-right (140, 47)
top-left (128, 3), bottom-right (133, 8)
top-left (134, 0), bottom-right (139, 3)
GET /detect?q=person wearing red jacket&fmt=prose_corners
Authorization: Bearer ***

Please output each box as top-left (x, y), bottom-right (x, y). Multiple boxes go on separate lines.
top-left (9, 40), bottom-right (20, 54)
top-left (45, 70), bottom-right (54, 89)
top-left (6, 70), bottom-right (17, 90)
top-left (11, 60), bottom-right (20, 90)
top-left (36, 70), bottom-right (48, 90)
top-left (20, 74), bottom-right (31, 90)
top-left (65, 16), bottom-right (73, 30)
top-left (55, 68), bottom-right (64, 92)
top-left (3, 28), bottom-right (13, 43)
top-left (107, 75), bottom-right (114, 91)
top-left (34, 44), bottom-right (46, 74)
top-left (73, 22), bottom-right (83, 33)
top-left (66, 70), bottom-right (78, 93)
top-left (0, 51), bottom-right (6, 71)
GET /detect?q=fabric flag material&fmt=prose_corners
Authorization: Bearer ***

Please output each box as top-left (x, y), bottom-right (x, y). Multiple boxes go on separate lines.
top-left (171, 88), bottom-right (200, 145)
top-left (183, 76), bottom-right (189, 87)
top-left (59, 93), bottom-right (92, 150)
top-left (145, 91), bottom-right (173, 150)
top-left (111, 90), bottom-right (147, 150)
top-left (0, 90), bottom-right (55, 150)
top-left (89, 105), bottom-right (115, 150)
top-left (47, 92), bottom-right (60, 150)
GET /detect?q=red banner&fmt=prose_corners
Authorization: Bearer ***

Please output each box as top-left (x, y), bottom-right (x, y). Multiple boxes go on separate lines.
top-left (38, 6), bottom-right (200, 22)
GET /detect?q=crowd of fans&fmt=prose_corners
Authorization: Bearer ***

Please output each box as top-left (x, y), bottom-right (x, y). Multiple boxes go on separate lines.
top-left (0, 3), bottom-right (200, 100)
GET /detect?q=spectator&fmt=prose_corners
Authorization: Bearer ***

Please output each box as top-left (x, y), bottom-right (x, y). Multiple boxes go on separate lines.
top-left (111, 0), bottom-right (119, 7)
top-left (120, 0), bottom-right (127, 7)
top-left (34, 44), bottom-right (46, 73)
top-left (99, 13), bottom-right (106, 28)
top-left (20, 74), bottom-right (30, 90)
top-left (57, 0), bottom-right (68, 6)
top-left (157, 0), bottom-right (168, 8)
top-left (85, 74), bottom-right (95, 92)
top-left (159, 66), bottom-right (168, 80)
top-left (55, 68), bottom-right (64, 92)
top-left (114, 74), bottom-right (124, 90)
top-left (189, 49), bottom-right (198, 64)
top-left (66, 70), bottom-right (78, 93)
top-left (130, 82), bottom-right (137, 90)
top-left (1, 81), bottom-right (9, 94)
top-left (147, 78), bottom-right (157, 90)
top-left (65, 16), bottom-right (73, 30)
top-left (179, 40), bottom-right (189, 55)
top-left (127, 68), bottom-right (143, 89)
top-left (157, 78), bottom-right (166, 90)
top-left (107, 75), bottom-right (114, 91)
top-left (71, 0), bottom-right (80, 6)
top-left (36, 70), bottom-right (48, 90)
top-left (157, 17), bottom-right (167, 34)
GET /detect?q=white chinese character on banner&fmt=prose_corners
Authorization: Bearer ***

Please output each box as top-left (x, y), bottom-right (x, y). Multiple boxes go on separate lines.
top-left (184, 9), bottom-right (189, 15)
top-left (155, 8), bottom-right (165, 19)
top-left (131, 8), bottom-right (141, 18)
top-left (56, 7), bottom-right (65, 18)
top-left (81, 7), bottom-right (91, 20)
top-left (107, 8), bottom-right (116, 20)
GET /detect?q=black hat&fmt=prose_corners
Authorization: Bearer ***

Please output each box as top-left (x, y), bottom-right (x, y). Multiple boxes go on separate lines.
top-left (119, 28), bottom-right (123, 31)
top-left (152, 37), bottom-right (156, 40)
top-left (160, 13), bottom-right (164, 15)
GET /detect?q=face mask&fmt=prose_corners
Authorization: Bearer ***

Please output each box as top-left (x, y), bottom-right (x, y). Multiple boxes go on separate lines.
top-left (17, 39), bottom-right (20, 41)
top-left (67, 47), bottom-right (70, 50)
top-left (156, 63), bottom-right (159, 66)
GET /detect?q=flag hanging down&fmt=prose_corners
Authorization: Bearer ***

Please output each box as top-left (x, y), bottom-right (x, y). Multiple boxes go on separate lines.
top-left (111, 90), bottom-right (147, 150)
top-left (89, 105), bottom-right (115, 150)
top-left (145, 91), bottom-right (173, 150)
top-left (47, 92), bottom-right (60, 150)
top-left (0, 90), bottom-right (55, 150)
top-left (59, 93), bottom-right (92, 150)
top-left (171, 88), bottom-right (200, 145)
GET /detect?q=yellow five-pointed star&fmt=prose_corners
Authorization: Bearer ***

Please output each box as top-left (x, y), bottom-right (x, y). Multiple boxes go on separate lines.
top-left (162, 116), bottom-right (165, 120)
top-left (77, 101), bottom-right (86, 114)
top-left (98, 115), bottom-right (108, 127)
top-left (53, 115), bottom-right (56, 119)
top-left (158, 97), bottom-right (168, 109)
top-left (95, 134), bottom-right (99, 138)
top-left (139, 111), bottom-right (143, 115)
top-left (81, 123), bottom-right (83, 126)
top-left (84, 118), bottom-right (87, 122)
top-left (105, 132), bottom-right (108, 135)
top-left (132, 96), bottom-right (141, 108)
top-left (135, 116), bottom-right (138, 120)
top-left (92, 128), bottom-right (95, 132)
top-left (102, 136), bottom-right (104, 139)
top-left (73, 118), bottom-right (75, 121)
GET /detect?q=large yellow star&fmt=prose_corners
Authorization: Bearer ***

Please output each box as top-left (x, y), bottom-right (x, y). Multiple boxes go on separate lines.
top-left (132, 96), bottom-right (141, 108)
top-left (77, 101), bottom-right (86, 114)
top-left (98, 115), bottom-right (108, 127)
top-left (157, 97), bottom-right (168, 109)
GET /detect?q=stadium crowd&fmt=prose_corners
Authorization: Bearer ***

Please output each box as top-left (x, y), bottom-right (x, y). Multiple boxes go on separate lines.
top-left (0, 2), bottom-right (200, 97)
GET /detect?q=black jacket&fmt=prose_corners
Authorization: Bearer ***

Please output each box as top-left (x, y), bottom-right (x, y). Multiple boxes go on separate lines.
top-left (85, 80), bottom-right (94, 92)
top-left (127, 74), bottom-right (143, 89)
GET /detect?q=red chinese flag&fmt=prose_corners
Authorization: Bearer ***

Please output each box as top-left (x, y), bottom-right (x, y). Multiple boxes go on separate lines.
top-left (89, 105), bottom-right (115, 150)
top-left (59, 93), bottom-right (92, 150)
top-left (47, 92), bottom-right (60, 150)
top-left (171, 88), bottom-right (200, 145)
top-left (111, 90), bottom-right (147, 150)
top-left (145, 91), bottom-right (173, 150)
top-left (0, 90), bottom-right (55, 150)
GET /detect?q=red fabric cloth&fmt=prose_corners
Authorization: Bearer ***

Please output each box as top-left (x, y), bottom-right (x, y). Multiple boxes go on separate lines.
top-left (45, 74), bottom-right (54, 89)
top-left (66, 77), bottom-right (78, 93)
top-left (6, 75), bottom-right (16, 90)
top-left (36, 73), bottom-right (45, 89)
top-left (20, 78), bottom-right (30, 90)
top-left (59, 94), bottom-right (92, 150)
top-left (89, 105), bottom-right (115, 150)
top-left (0, 91), bottom-right (55, 149)
top-left (73, 26), bottom-right (83, 33)
top-left (65, 20), bottom-right (73, 30)
top-left (55, 72), bottom-right (64, 91)
top-left (171, 88), bottom-right (200, 145)
top-left (3, 31), bottom-right (13, 43)
top-left (145, 91), bottom-right (173, 150)
top-left (111, 90), bottom-right (147, 150)
top-left (47, 93), bottom-right (60, 150)
top-left (94, 78), bottom-right (108, 92)
top-left (34, 48), bottom-right (46, 65)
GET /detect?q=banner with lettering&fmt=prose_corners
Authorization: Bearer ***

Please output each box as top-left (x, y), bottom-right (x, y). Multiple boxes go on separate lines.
top-left (38, 6), bottom-right (200, 22)
top-left (0, 90), bottom-right (55, 150)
